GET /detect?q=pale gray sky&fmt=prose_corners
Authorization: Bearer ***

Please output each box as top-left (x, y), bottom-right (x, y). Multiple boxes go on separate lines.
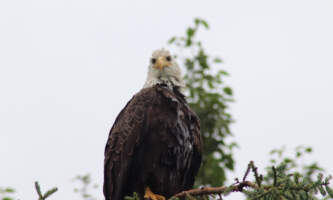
top-left (1, 0), bottom-right (333, 200)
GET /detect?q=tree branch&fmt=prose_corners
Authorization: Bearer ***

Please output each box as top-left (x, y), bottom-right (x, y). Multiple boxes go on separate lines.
top-left (171, 181), bottom-right (257, 199)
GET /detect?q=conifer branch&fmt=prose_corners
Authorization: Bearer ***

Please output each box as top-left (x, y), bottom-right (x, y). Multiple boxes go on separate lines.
top-left (169, 160), bottom-right (333, 200)
top-left (34, 181), bottom-right (58, 200)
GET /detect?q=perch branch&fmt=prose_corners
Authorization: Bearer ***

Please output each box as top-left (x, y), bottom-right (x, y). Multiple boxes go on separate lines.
top-left (171, 161), bottom-right (261, 199)
top-left (171, 181), bottom-right (257, 199)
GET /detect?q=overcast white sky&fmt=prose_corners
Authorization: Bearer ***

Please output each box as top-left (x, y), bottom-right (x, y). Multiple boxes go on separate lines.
top-left (1, 0), bottom-right (333, 200)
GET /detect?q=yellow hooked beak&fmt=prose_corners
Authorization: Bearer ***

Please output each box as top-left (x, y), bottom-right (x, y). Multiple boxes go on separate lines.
top-left (154, 56), bottom-right (169, 71)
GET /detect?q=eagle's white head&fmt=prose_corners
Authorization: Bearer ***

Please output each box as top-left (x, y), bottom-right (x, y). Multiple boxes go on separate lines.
top-left (143, 49), bottom-right (185, 91)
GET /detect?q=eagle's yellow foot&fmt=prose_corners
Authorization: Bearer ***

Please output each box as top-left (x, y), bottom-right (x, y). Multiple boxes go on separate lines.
top-left (144, 187), bottom-right (165, 200)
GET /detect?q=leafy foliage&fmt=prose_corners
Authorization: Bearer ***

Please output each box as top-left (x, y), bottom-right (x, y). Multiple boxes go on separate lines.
top-left (168, 18), bottom-right (236, 187)
top-left (0, 187), bottom-right (15, 200)
top-left (73, 174), bottom-right (99, 200)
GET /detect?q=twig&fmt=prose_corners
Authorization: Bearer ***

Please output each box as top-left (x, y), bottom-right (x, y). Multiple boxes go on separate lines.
top-left (34, 181), bottom-right (58, 200)
top-left (243, 162), bottom-right (252, 182)
top-left (249, 161), bottom-right (262, 187)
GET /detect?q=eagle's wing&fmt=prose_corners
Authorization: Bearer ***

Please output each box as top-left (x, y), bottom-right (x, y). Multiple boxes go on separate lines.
top-left (184, 108), bottom-right (202, 189)
top-left (157, 86), bottom-right (202, 190)
top-left (103, 88), bottom-right (151, 200)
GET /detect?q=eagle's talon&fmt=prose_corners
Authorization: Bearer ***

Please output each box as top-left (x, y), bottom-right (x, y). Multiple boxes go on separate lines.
top-left (144, 187), bottom-right (165, 200)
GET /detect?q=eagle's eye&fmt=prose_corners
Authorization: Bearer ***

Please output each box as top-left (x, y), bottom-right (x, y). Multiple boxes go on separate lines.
top-left (166, 56), bottom-right (172, 61)
top-left (151, 58), bottom-right (156, 64)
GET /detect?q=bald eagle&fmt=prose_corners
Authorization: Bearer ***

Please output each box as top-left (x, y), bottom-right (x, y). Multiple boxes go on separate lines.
top-left (104, 49), bottom-right (202, 200)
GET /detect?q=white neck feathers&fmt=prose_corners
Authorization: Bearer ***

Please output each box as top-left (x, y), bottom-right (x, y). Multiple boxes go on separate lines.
top-left (143, 64), bottom-right (185, 91)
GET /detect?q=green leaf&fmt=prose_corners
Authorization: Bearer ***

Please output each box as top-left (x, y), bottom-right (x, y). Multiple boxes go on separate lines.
top-left (218, 70), bottom-right (229, 76)
top-left (187, 27), bottom-right (195, 38)
top-left (168, 36), bottom-right (176, 44)
top-left (4, 188), bottom-right (15, 193)
top-left (200, 19), bottom-right (209, 29)
top-left (305, 147), bottom-right (312, 153)
top-left (186, 38), bottom-right (192, 46)
top-left (214, 57), bottom-right (223, 63)
top-left (194, 18), bottom-right (200, 26)
top-left (223, 87), bottom-right (233, 95)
